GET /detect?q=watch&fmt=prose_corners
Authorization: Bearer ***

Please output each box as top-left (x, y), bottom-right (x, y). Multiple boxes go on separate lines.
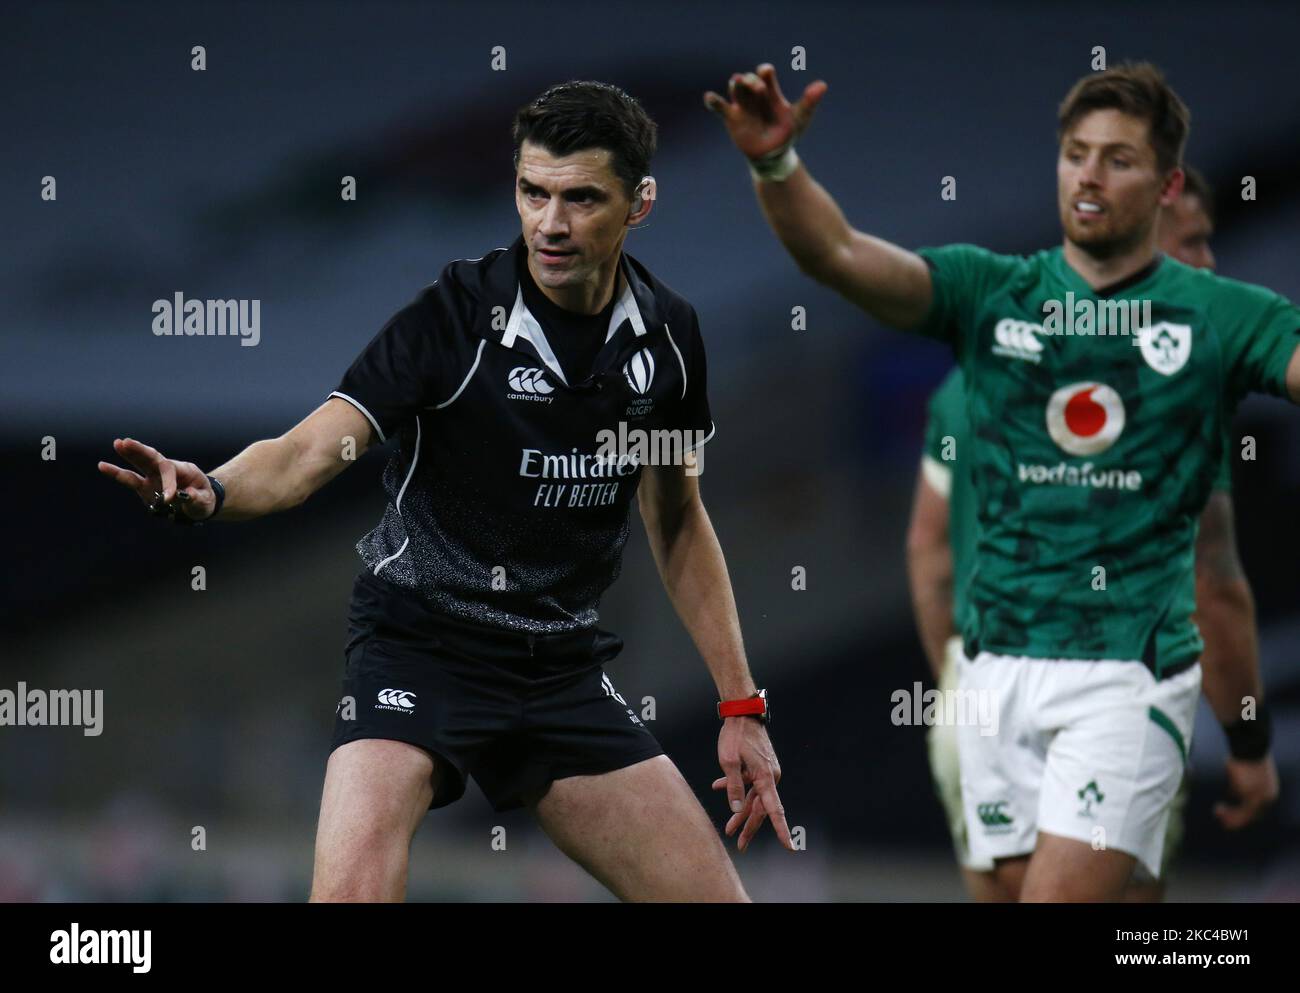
top-left (717, 688), bottom-right (770, 725)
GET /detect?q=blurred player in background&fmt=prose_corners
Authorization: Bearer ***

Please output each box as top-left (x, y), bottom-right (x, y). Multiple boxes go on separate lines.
top-left (100, 81), bottom-right (790, 903)
top-left (707, 61), bottom-right (1296, 900)
top-left (907, 167), bottom-right (1277, 901)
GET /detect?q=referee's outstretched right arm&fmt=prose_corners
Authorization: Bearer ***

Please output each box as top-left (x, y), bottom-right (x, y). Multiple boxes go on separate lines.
top-left (97, 396), bottom-right (375, 523)
top-left (705, 63), bottom-right (934, 332)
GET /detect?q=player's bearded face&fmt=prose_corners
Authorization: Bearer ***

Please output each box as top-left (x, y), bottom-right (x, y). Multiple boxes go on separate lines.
top-left (1057, 109), bottom-right (1172, 258)
top-left (515, 142), bottom-right (636, 290)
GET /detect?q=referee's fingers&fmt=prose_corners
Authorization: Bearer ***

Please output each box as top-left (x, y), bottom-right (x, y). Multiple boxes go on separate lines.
top-left (97, 461), bottom-right (150, 502)
top-left (759, 779), bottom-right (794, 850)
top-left (723, 784), bottom-right (758, 837)
top-left (116, 437), bottom-right (163, 479)
top-left (171, 460), bottom-right (207, 498)
top-left (737, 793), bottom-right (768, 852)
top-left (155, 458), bottom-right (178, 503)
top-left (712, 779), bottom-right (743, 831)
top-left (719, 756), bottom-right (746, 814)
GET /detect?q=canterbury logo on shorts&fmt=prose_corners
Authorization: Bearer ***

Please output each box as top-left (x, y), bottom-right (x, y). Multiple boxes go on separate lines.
top-left (376, 688), bottom-right (417, 712)
top-left (977, 801), bottom-right (1013, 831)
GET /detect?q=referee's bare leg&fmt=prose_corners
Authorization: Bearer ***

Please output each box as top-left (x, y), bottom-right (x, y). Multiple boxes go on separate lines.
top-left (309, 739), bottom-right (440, 902)
top-left (530, 755), bottom-right (749, 902)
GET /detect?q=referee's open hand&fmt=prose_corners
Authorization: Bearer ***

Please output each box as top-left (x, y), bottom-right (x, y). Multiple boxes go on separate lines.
top-left (703, 63), bottom-right (826, 161)
top-left (98, 437), bottom-right (215, 521)
top-left (713, 717), bottom-right (794, 852)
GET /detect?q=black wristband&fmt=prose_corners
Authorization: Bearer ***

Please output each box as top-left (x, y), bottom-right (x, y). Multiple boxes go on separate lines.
top-left (1223, 704), bottom-right (1272, 760)
top-left (206, 475), bottom-right (226, 520)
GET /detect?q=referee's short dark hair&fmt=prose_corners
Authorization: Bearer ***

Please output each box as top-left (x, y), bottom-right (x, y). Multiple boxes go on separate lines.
top-left (512, 81), bottom-right (658, 200)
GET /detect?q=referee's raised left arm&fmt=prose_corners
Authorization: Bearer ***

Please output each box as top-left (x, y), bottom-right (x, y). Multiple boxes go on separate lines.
top-left (97, 395), bottom-right (376, 522)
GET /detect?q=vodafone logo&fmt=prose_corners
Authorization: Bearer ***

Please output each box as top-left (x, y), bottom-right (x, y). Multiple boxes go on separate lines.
top-left (1045, 382), bottom-right (1125, 456)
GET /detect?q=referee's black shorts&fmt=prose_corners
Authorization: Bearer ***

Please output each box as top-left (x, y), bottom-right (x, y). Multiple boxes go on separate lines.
top-left (329, 571), bottom-right (664, 812)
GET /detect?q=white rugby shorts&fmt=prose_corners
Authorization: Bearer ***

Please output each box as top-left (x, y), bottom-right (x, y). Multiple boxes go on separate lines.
top-left (956, 649), bottom-right (1199, 879)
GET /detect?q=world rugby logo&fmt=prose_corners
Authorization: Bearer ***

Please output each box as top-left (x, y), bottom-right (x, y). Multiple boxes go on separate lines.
top-left (623, 349), bottom-right (655, 395)
top-left (1046, 382), bottom-right (1126, 456)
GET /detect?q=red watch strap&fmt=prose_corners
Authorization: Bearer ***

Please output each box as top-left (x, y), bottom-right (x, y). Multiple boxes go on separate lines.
top-left (718, 695), bottom-right (766, 719)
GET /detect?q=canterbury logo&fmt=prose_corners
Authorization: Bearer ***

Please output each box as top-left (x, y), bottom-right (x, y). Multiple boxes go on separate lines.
top-left (977, 801), bottom-right (1013, 826)
top-left (991, 317), bottom-right (1044, 363)
top-left (508, 367), bottom-right (554, 395)
top-left (376, 688), bottom-right (416, 709)
top-left (623, 349), bottom-right (655, 395)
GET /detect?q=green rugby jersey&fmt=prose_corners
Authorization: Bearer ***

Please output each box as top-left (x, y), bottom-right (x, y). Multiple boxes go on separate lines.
top-left (923, 365), bottom-right (1235, 653)
top-left (913, 245), bottom-right (1298, 674)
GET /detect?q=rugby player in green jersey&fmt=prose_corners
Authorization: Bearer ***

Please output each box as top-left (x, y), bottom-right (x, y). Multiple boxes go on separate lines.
top-left (908, 168), bottom-right (1274, 902)
top-left (706, 64), bottom-right (1298, 901)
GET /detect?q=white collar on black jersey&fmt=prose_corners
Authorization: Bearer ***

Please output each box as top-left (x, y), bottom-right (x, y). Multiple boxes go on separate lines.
top-left (477, 236), bottom-right (662, 388)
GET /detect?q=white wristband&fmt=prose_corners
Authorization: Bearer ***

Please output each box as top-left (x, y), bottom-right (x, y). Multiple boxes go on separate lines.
top-left (748, 145), bottom-right (799, 182)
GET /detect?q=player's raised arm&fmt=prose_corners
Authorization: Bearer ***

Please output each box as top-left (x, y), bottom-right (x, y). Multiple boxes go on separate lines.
top-left (704, 63), bottom-right (933, 330)
top-left (97, 396), bottom-right (375, 523)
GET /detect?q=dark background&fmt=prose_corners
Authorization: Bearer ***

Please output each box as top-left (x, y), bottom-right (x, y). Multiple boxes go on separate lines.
top-left (3, 0), bottom-right (1298, 900)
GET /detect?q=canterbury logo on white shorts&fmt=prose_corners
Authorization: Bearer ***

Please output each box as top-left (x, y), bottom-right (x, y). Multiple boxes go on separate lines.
top-left (376, 688), bottom-right (417, 712)
top-left (508, 367), bottom-right (553, 395)
top-left (1046, 382), bottom-right (1125, 456)
top-left (623, 348), bottom-right (655, 394)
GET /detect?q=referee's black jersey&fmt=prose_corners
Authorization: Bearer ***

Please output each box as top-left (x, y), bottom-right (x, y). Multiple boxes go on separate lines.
top-left (328, 235), bottom-right (715, 633)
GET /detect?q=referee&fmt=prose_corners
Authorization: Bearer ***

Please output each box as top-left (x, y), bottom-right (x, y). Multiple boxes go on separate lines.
top-left (99, 81), bottom-right (791, 902)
